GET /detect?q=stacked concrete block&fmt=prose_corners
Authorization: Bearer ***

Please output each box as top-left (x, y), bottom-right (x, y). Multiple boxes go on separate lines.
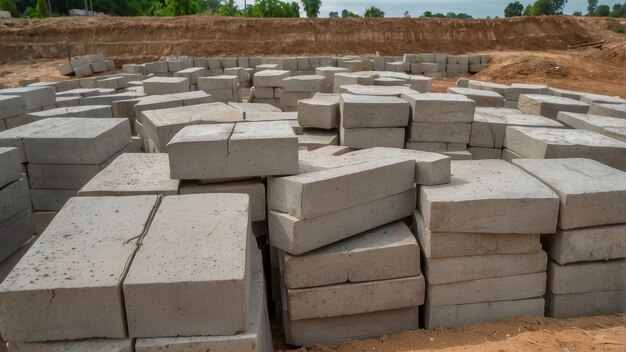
top-left (251, 70), bottom-right (290, 107)
top-left (198, 75), bottom-right (241, 103)
top-left (513, 158), bottom-right (626, 318)
top-left (504, 126), bottom-right (626, 171)
top-left (280, 75), bottom-right (325, 111)
top-left (58, 54), bottom-right (115, 77)
top-left (78, 153), bottom-right (180, 196)
top-left (588, 102), bottom-right (625, 118)
top-left (0, 95), bottom-right (27, 131)
top-left (518, 94), bottom-right (590, 119)
top-left (0, 86), bottom-right (56, 119)
top-left (143, 77), bottom-right (190, 95)
top-left (447, 87), bottom-right (505, 107)
top-left (168, 121), bottom-right (298, 181)
top-left (402, 93), bottom-right (475, 156)
top-left (469, 107), bottom-right (564, 160)
top-left (298, 93), bottom-right (340, 130)
top-left (333, 72), bottom-right (376, 93)
top-left (417, 160), bottom-right (560, 328)
top-left (556, 111), bottom-right (626, 134)
top-left (281, 221), bottom-right (425, 347)
top-left (297, 129), bottom-right (339, 150)
top-left (140, 103), bottom-right (243, 152)
top-left (315, 67), bottom-right (349, 93)
top-left (602, 126), bottom-right (626, 142)
top-left (468, 54), bottom-right (490, 73)
top-left (174, 67), bottom-right (208, 87)
top-left (339, 94), bottom-right (409, 149)
top-left (579, 93), bottom-right (626, 105)
top-left (340, 84), bottom-right (414, 97)
top-left (0, 147), bottom-right (34, 267)
top-left (27, 105), bottom-right (113, 119)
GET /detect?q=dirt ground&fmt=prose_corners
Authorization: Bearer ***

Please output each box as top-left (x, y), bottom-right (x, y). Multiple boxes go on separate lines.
top-left (276, 314), bottom-right (625, 352)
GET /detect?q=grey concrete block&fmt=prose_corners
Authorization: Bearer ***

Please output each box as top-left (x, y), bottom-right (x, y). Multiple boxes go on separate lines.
top-left (546, 290), bottom-right (626, 318)
top-left (297, 94), bottom-right (340, 129)
top-left (340, 127), bottom-right (405, 149)
top-left (468, 147), bottom-right (503, 159)
top-left (413, 210), bottom-right (541, 258)
top-left (269, 157), bottom-right (414, 219)
top-left (7, 339), bottom-right (132, 352)
top-left (143, 77), bottom-right (189, 95)
top-left (287, 275), bottom-right (424, 320)
top-left (340, 94), bottom-right (409, 128)
top-left (547, 259), bottom-right (625, 294)
top-left (588, 102), bottom-right (626, 118)
top-left (0, 196), bottom-right (159, 342)
top-left (0, 210), bottom-right (34, 263)
top-left (542, 224), bottom-right (626, 265)
top-left (269, 189), bottom-right (415, 255)
top-left (123, 194), bottom-right (252, 337)
top-left (603, 126), bottom-right (626, 142)
top-left (557, 111), bottom-right (626, 133)
top-left (0, 178), bottom-right (30, 224)
top-left (419, 160), bottom-right (559, 234)
top-left (408, 122), bottom-right (471, 143)
top-left (297, 129), bottom-right (338, 150)
top-left (30, 189), bottom-right (76, 211)
top-left (518, 94), bottom-right (590, 119)
top-left (0, 86), bottom-right (56, 110)
top-left (0, 95), bottom-right (26, 119)
top-left (78, 153), bottom-right (180, 197)
top-left (253, 70), bottom-right (290, 87)
top-left (447, 87), bottom-right (504, 107)
top-left (513, 158), bottom-right (626, 229)
top-left (401, 92), bottom-right (475, 123)
top-left (424, 298), bottom-right (545, 329)
top-left (0, 147), bottom-right (21, 188)
top-left (283, 221), bottom-right (420, 289)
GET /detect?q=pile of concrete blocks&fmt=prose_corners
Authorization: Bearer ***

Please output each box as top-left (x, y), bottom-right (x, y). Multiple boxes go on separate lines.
top-left (297, 93), bottom-right (340, 147)
top-left (280, 75), bottom-right (325, 111)
top-left (402, 92), bottom-right (475, 160)
top-left (198, 75), bottom-right (241, 103)
top-left (0, 86), bottom-right (56, 128)
top-left (139, 103), bottom-right (243, 152)
top-left (469, 107), bottom-right (564, 160)
top-left (0, 193), bottom-right (272, 351)
top-left (339, 94), bottom-right (409, 149)
top-left (556, 111), bottom-right (626, 135)
top-left (518, 94), bottom-right (590, 119)
top-left (315, 67), bottom-right (349, 93)
top-left (0, 147), bottom-right (35, 281)
top-left (332, 72), bottom-right (377, 93)
top-left (0, 117), bottom-right (132, 226)
top-left (466, 81), bottom-right (549, 108)
top-left (251, 70), bottom-right (290, 108)
top-left (269, 154), bottom-right (431, 346)
top-left (513, 158), bottom-right (626, 318)
top-left (503, 126), bottom-right (626, 171)
top-left (448, 87), bottom-right (505, 107)
top-left (405, 53), bottom-right (490, 78)
top-left (58, 53), bottom-right (116, 77)
top-left (417, 159), bottom-right (560, 328)
top-left (143, 77), bottom-right (190, 95)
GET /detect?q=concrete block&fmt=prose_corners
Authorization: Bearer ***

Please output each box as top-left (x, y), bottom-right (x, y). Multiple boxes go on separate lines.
top-left (180, 178), bottom-right (265, 221)
top-left (428, 272), bottom-right (546, 306)
top-left (229, 102), bottom-right (282, 115)
top-left (134, 248), bottom-right (272, 352)
top-left (78, 153), bottom-right (179, 197)
top-left (588, 102), bottom-right (626, 118)
top-left (0, 95), bottom-right (26, 119)
top-left (123, 194), bottom-right (252, 337)
top-left (174, 67), bottom-right (208, 85)
top-left (30, 189), bottom-right (76, 211)
top-left (28, 105), bottom-right (113, 118)
top-left (603, 126), bottom-right (626, 142)
top-left (408, 122), bottom-right (471, 143)
top-left (413, 211), bottom-right (541, 258)
top-left (298, 129), bottom-right (338, 149)
top-left (468, 147), bottom-right (502, 159)
top-left (548, 87), bottom-right (586, 100)
top-left (340, 127), bottom-right (405, 149)
top-left (424, 298), bottom-right (545, 329)
top-left (284, 307), bottom-right (418, 347)
top-left (333, 73), bottom-right (376, 93)
top-left (0, 210), bottom-right (34, 263)
top-left (269, 189), bottom-right (415, 255)
top-left (447, 87), bottom-right (504, 107)
top-left (542, 224), bottom-right (626, 265)
top-left (470, 109), bottom-right (563, 148)
top-left (504, 127), bottom-right (626, 171)
top-left (0, 147), bottom-right (21, 188)
top-left (579, 93), bottom-right (625, 105)
top-left (168, 121), bottom-right (298, 180)
top-left (419, 160), bottom-right (560, 234)
top-left (425, 251), bottom-right (547, 284)
top-left (283, 221), bottom-right (420, 289)
top-left (518, 94), bottom-right (590, 119)
top-left (198, 75), bottom-right (238, 90)
top-left (0, 87), bottom-right (56, 110)
top-left (141, 103), bottom-right (243, 152)
top-left (507, 83), bottom-right (549, 100)
top-left (287, 275), bottom-right (424, 320)
top-left (0, 118), bottom-right (77, 162)
top-left (340, 84), bottom-right (414, 97)
top-left (244, 111), bottom-right (296, 122)
top-left (0, 196), bottom-right (159, 341)
top-left (340, 94), bottom-right (409, 128)
top-left (513, 158), bottom-right (626, 229)
top-left (0, 178), bottom-right (30, 223)
top-left (443, 150), bottom-right (472, 160)
top-left (23, 118), bottom-right (131, 165)
top-left (253, 70), bottom-right (290, 87)
top-left (547, 259), bottom-right (625, 294)
top-left (269, 157), bottom-right (414, 219)
top-left (7, 339), bottom-right (133, 352)
top-left (282, 75), bottom-right (325, 92)
top-left (27, 162), bottom-right (106, 190)
top-left (280, 91), bottom-right (312, 107)
top-left (296, 94), bottom-right (340, 130)
top-left (546, 290), bottom-right (625, 318)
top-left (143, 77), bottom-right (189, 95)
top-left (401, 93), bottom-right (475, 123)
top-left (165, 90), bottom-right (213, 105)
top-left (557, 111), bottom-right (626, 133)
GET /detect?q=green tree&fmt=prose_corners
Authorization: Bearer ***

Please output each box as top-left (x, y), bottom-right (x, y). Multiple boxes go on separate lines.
top-left (0, 0), bottom-right (17, 16)
top-left (341, 8), bottom-right (359, 17)
top-left (328, 10), bottom-right (338, 17)
top-left (160, 0), bottom-right (201, 15)
top-left (301, 0), bottom-right (320, 17)
top-left (587, 0), bottom-right (597, 15)
top-left (217, 0), bottom-right (240, 15)
top-left (403, 10), bottom-right (409, 17)
top-left (422, 10), bottom-right (432, 16)
top-left (363, 6), bottom-right (384, 17)
top-left (610, 3), bottom-right (625, 17)
top-left (504, 1), bottom-right (524, 17)
top-left (35, 0), bottom-right (50, 17)
top-left (572, 10), bottom-right (582, 15)
top-left (594, 4), bottom-right (610, 16)
top-left (525, 0), bottom-right (567, 15)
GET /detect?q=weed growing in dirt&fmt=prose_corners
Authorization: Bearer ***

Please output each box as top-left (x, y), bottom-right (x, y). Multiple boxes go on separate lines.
top-left (607, 19), bottom-right (625, 33)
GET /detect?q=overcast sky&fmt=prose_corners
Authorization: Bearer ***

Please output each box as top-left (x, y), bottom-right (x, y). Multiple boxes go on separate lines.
top-left (235, 0), bottom-right (619, 18)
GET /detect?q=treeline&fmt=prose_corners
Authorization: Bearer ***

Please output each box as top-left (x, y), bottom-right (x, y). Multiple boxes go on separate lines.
top-left (503, 0), bottom-right (626, 17)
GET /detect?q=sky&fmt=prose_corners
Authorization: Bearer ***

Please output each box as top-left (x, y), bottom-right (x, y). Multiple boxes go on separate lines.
top-left (234, 0), bottom-right (620, 18)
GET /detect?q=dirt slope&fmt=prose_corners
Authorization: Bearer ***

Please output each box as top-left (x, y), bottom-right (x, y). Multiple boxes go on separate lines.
top-left (0, 16), bottom-right (608, 63)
